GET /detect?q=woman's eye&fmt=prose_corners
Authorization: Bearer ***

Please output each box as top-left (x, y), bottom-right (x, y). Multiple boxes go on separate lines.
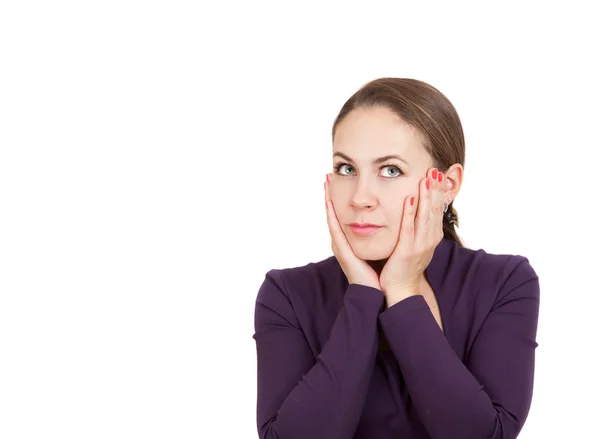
top-left (382, 165), bottom-right (402, 177)
top-left (334, 162), bottom-right (403, 178)
top-left (336, 163), bottom-right (354, 175)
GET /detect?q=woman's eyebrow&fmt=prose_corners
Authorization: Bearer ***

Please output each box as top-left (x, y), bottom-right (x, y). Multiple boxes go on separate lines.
top-left (333, 152), bottom-right (409, 166)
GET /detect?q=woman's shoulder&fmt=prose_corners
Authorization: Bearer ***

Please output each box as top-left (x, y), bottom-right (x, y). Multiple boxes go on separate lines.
top-left (257, 240), bottom-right (539, 307)
top-left (256, 255), bottom-right (342, 306)
top-left (449, 240), bottom-right (539, 303)
top-left (461, 241), bottom-right (537, 281)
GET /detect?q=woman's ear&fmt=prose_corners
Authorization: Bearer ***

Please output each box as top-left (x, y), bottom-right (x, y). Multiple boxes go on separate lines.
top-left (443, 164), bottom-right (463, 198)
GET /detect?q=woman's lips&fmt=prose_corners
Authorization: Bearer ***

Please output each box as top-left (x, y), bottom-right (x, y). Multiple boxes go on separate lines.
top-left (349, 225), bottom-right (383, 236)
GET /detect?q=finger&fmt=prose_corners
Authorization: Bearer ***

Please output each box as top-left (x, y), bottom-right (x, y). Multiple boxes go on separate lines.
top-left (325, 179), bottom-right (354, 260)
top-left (324, 174), bottom-right (331, 209)
top-left (325, 178), bottom-right (342, 258)
top-left (399, 192), bottom-right (416, 252)
top-left (435, 170), bottom-right (446, 240)
top-left (324, 173), bottom-right (333, 207)
top-left (427, 168), bottom-right (445, 242)
top-left (415, 172), bottom-right (434, 248)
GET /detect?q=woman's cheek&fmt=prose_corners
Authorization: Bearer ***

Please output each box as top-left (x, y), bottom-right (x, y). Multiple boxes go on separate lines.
top-left (389, 205), bottom-right (405, 227)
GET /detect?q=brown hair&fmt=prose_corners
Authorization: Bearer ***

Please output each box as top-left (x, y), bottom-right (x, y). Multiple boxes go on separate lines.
top-left (331, 77), bottom-right (465, 248)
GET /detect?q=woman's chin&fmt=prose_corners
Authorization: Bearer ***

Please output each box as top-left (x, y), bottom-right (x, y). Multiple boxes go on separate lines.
top-left (351, 243), bottom-right (393, 262)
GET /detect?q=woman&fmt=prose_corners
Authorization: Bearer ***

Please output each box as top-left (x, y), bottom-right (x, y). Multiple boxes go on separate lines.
top-left (252, 78), bottom-right (540, 439)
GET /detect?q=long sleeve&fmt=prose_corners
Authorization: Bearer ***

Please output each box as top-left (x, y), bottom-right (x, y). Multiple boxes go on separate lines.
top-left (253, 270), bottom-right (384, 439)
top-left (378, 257), bottom-right (540, 439)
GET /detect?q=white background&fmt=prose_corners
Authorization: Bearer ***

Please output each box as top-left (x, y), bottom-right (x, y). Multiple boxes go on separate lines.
top-left (1, 1), bottom-right (598, 438)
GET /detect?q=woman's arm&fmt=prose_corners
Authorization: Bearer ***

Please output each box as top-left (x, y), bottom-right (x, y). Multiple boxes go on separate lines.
top-left (379, 257), bottom-right (540, 439)
top-left (253, 270), bottom-right (383, 439)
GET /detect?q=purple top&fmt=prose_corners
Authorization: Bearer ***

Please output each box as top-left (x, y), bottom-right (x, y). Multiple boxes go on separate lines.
top-left (253, 237), bottom-right (540, 439)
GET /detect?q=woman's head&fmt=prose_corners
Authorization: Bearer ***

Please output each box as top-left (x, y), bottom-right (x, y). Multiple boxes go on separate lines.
top-left (330, 78), bottom-right (465, 263)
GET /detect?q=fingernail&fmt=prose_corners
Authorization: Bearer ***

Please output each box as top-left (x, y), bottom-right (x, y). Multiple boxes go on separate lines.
top-left (426, 179), bottom-right (430, 190)
top-left (438, 172), bottom-right (443, 182)
top-left (326, 174), bottom-right (330, 182)
top-left (410, 196), bottom-right (414, 206)
top-left (432, 169), bottom-right (438, 179)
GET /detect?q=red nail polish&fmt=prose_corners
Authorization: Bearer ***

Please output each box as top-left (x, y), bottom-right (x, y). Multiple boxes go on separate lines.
top-left (426, 179), bottom-right (430, 190)
top-left (410, 196), bottom-right (414, 206)
top-left (432, 169), bottom-right (438, 179)
top-left (438, 172), bottom-right (442, 182)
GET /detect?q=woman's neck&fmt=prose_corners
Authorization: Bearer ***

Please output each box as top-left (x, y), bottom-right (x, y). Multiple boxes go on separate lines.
top-left (367, 259), bottom-right (428, 285)
top-left (367, 259), bottom-right (387, 277)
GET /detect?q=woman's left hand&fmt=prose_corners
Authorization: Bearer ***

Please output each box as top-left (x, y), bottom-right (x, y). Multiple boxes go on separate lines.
top-left (379, 167), bottom-right (447, 307)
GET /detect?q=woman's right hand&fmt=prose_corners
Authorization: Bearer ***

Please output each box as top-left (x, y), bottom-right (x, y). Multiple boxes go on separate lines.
top-left (325, 173), bottom-right (382, 291)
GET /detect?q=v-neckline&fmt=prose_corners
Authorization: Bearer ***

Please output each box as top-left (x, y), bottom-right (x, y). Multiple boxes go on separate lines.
top-left (334, 237), bottom-right (454, 337)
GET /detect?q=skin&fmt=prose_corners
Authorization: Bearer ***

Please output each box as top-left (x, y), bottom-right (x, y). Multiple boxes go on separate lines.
top-left (325, 105), bottom-right (464, 308)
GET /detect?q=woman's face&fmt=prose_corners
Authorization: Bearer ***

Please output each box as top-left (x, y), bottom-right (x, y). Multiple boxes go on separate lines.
top-left (330, 105), bottom-right (436, 262)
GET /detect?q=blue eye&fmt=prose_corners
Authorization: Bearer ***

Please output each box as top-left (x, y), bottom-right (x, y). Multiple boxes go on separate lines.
top-left (333, 162), bottom-right (403, 178)
top-left (382, 166), bottom-right (402, 177)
